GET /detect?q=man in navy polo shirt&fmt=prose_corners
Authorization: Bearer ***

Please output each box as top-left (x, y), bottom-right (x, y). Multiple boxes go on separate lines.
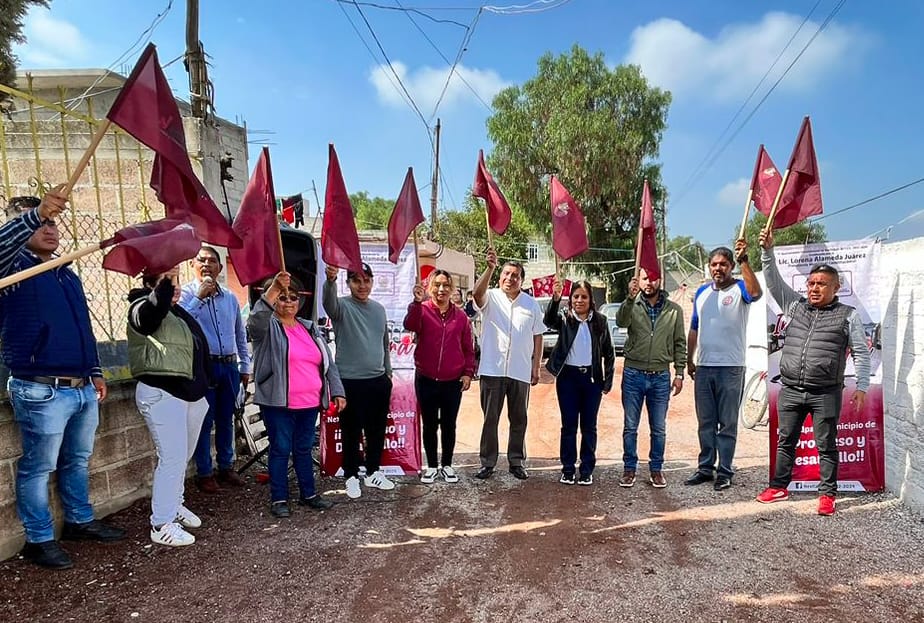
top-left (1, 189), bottom-right (125, 570)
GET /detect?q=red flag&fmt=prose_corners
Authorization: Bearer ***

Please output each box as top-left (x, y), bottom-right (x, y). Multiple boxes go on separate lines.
top-left (472, 149), bottom-right (511, 235)
top-left (106, 43), bottom-right (241, 248)
top-left (774, 117), bottom-right (823, 229)
top-left (322, 144), bottom-right (363, 273)
top-left (280, 195), bottom-right (300, 224)
top-left (531, 275), bottom-right (572, 298)
top-left (387, 168), bottom-right (425, 264)
top-left (228, 147), bottom-right (282, 286)
top-left (100, 217), bottom-right (189, 248)
top-left (102, 221), bottom-right (200, 276)
top-left (638, 180), bottom-right (660, 281)
top-left (750, 144), bottom-right (782, 216)
top-left (550, 176), bottom-right (589, 261)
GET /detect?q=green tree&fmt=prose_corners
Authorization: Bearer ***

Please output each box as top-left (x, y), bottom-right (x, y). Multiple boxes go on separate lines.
top-left (663, 234), bottom-right (707, 275)
top-left (1, 1), bottom-right (48, 108)
top-left (437, 194), bottom-right (536, 278)
top-left (737, 212), bottom-right (827, 252)
top-left (349, 191), bottom-right (393, 230)
top-left (485, 44), bottom-right (672, 297)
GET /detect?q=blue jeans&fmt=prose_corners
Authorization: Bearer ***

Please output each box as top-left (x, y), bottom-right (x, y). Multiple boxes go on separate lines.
top-left (556, 366), bottom-right (603, 477)
top-left (621, 367), bottom-right (670, 472)
top-left (261, 406), bottom-right (319, 502)
top-left (8, 378), bottom-right (98, 543)
top-left (194, 361), bottom-right (240, 476)
top-left (693, 366), bottom-right (745, 478)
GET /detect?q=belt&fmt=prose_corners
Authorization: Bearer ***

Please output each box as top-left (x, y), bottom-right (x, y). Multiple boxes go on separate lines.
top-left (564, 365), bottom-right (591, 374)
top-left (638, 369), bottom-right (668, 375)
top-left (210, 355), bottom-right (237, 364)
top-left (14, 375), bottom-right (88, 388)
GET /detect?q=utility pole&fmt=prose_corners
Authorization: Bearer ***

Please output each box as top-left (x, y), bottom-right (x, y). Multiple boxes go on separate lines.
top-left (429, 118), bottom-right (441, 238)
top-left (185, 0), bottom-right (207, 118)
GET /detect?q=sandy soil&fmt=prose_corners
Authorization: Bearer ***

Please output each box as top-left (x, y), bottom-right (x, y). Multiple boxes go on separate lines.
top-left (1, 361), bottom-right (923, 623)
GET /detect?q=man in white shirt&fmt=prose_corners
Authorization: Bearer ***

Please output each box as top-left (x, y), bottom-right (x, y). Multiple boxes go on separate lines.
top-left (471, 249), bottom-right (546, 480)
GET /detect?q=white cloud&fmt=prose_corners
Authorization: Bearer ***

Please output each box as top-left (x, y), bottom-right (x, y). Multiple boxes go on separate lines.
top-left (717, 177), bottom-right (750, 207)
top-left (625, 12), bottom-right (869, 101)
top-left (369, 61), bottom-right (509, 113)
top-left (14, 7), bottom-right (91, 67)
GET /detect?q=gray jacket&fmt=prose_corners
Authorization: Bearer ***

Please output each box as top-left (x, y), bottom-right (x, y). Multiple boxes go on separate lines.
top-left (247, 297), bottom-right (345, 408)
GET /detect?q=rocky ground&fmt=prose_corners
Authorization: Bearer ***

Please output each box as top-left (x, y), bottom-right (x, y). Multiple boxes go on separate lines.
top-left (1, 361), bottom-right (923, 623)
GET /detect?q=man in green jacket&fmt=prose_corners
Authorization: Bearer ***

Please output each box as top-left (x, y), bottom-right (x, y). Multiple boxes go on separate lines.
top-left (616, 268), bottom-right (687, 488)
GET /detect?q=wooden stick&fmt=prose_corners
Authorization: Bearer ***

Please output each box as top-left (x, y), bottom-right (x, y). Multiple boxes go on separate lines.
top-left (762, 168), bottom-right (791, 236)
top-left (63, 119), bottom-right (112, 197)
top-left (634, 224), bottom-right (643, 278)
top-left (412, 229), bottom-right (421, 286)
top-left (485, 203), bottom-right (494, 250)
top-left (0, 243), bottom-right (102, 290)
top-left (738, 188), bottom-right (754, 241)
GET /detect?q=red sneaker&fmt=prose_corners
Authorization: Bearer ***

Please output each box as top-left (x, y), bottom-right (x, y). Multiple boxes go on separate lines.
top-left (756, 487), bottom-right (790, 504)
top-left (817, 494), bottom-right (836, 516)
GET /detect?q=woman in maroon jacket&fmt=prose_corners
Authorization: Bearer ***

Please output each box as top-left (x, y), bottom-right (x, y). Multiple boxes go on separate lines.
top-left (404, 270), bottom-right (476, 484)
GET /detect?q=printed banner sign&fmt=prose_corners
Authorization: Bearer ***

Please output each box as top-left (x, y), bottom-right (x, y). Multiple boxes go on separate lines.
top-left (764, 239), bottom-right (884, 491)
top-left (319, 242), bottom-right (422, 476)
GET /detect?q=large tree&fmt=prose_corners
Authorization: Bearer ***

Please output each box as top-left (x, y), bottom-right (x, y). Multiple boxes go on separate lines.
top-left (1, 0), bottom-right (48, 109)
top-left (485, 44), bottom-right (671, 296)
top-left (350, 191), bottom-right (393, 230)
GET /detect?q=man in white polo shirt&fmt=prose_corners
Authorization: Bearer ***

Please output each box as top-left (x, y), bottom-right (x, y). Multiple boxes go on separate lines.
top-left (471, 249), bottom-right (546, 480)
top-left (685, 241), bottom-right (762, 491)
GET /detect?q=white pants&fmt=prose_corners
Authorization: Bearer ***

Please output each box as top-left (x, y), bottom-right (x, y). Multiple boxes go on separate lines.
top-left (136, 382), bottom-right (208, 527)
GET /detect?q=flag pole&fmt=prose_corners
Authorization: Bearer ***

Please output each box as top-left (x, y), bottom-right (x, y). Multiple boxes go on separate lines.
top-left (0, 243), bottom-right (102, 289)
top-left (485, 204), bottom-right (494, 250)
top-left (412, 229), bottom-right (421, 286)
top-left (762, 168), bottom-right (791, 236)
top-left (262, 147), bottom-right (286, 274)
top-left (63, 120), bottom-right (113, 197)
top-left (737, 189), bottom-right (754, 241)
top-left (634, 179), bottom-right (646, 278)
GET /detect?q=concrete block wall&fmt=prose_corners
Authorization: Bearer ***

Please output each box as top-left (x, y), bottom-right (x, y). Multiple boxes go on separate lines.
top-left (881, 238), bottom-right (924, 509)
top-left (0, 382), bottom-right (155, 561)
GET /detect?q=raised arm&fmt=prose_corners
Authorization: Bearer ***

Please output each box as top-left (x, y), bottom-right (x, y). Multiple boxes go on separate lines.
top-left (735, 238), bottom-right (762, 301)
top-left (472, 248), bottom-right (497, 309)
top-left (322, 265), bottom-right (342, 321)
top-left (759, 229), bottom-right (800, 311)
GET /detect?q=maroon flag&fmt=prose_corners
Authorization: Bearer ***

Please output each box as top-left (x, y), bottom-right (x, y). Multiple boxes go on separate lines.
top-left (550, 176), bottom-right (589, 261)
top-left (637, 180), bottom-right (660, 281)
top-left (774, 117), bottom-right (823, 229)
top-left (322, 144), bottom-right (363, 273)
top-left (387, 168), bottom-right (425, 264)
top-left (472, 149), bottom-right (511, 235)
top-left (228, 147), bottom-right (282, 286)
top-left (102, 220), bottom-right (200, 276)
top-left (106, 43), bottom-right (240, 248)
top-left (531, 274), bottom-right (572, 298)
top-left (750, 144), bottom-right (782, 216)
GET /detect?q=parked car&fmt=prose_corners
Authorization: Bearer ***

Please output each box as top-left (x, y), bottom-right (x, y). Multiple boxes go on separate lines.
top-left (536, 297), bottom-right (559, 356)
top-left (599, 303), bottom-right (627, 355)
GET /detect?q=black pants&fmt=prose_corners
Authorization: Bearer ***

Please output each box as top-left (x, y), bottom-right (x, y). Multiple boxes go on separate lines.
top-left (771, 385), bottom-right (843, 496)
top-left (415, 374), bottom-right (463, 468)
top-left (340, 374), bottom-right (392, 479)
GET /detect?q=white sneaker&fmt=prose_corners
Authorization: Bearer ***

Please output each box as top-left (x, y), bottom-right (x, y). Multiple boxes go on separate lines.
top-left (358, 466), bottom-right (367, 478)
top-left (365, 470), bottom-right (396, 491)
top-left (345, 476), bottom-right (362, 499)
top-left (175, 504), bottom-right (202, 529)
top-left (441, 465), bottom-right (459, 483)
top-left (151, 522), bottom-right (195, 547)
top-left (420, 467), bottom-right (438, 484)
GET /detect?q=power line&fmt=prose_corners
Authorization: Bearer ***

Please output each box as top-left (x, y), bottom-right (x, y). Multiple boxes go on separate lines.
top-left (483, 0), bottom-right (574, 15)
top-left (429, 7), bottom-right (485, 120)
top-left (814, 176), bottom-right (924, 222)
top-left (332, 0), bottom-right (471, 28)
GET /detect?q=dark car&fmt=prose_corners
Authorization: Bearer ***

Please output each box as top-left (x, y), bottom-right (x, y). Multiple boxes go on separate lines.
top-left (536, 297), bottom-right (559, 356)
top-left (599, 303), bottom-right (627, 355)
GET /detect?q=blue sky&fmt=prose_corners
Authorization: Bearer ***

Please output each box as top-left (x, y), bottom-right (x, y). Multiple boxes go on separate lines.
top-left (13, 0), bottom-right (924, 246)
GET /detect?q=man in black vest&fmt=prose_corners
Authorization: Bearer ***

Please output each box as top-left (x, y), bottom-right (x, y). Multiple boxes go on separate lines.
top-left (756, 229), bottom-right (871, 516)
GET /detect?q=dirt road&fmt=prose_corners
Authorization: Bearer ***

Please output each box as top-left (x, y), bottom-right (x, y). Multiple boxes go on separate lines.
top-left (2, 361), bottom-right (922, 623)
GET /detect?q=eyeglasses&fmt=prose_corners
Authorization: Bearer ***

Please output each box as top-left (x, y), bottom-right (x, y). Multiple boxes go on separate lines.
top-left (276, 294), bottom-right (300, 302)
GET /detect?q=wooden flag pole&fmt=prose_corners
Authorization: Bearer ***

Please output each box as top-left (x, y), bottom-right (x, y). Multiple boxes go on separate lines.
top-left (737, 188), bottom-right (754, 241)
top-left (412, 229), bottom-right (421, 286)
top-left (762, 168), bottom-right (791, 236)
top-left (63, 120), bottom-right (112, 197)
top-left (485, 204), bottom-right (494, 250)
top-left (634, 224), bottom-right (643, 278)
top-left (0, 243), bottom-right (103, 290)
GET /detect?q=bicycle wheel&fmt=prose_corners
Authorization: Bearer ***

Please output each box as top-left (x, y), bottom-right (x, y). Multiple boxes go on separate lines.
top-left (740, 372), bottom-right (769, 429)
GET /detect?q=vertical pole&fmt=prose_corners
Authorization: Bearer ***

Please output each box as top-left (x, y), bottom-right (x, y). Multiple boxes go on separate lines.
top-left (26, 74), bottom-right (43, 189)
top-left (186, 0), bottom-right (205, 119)
top-left (430, 118), bottom-right (441, 237)
top-left (86, 98), bottom-right (115, 338)
top-left (412, 230), bottom-right (421, 286)
top-left (57, 86), bottom-right (79, 249)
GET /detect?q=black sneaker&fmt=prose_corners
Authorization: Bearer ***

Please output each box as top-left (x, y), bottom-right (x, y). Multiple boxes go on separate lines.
top-left (559, 472), bottom-right (576, 485)
top-left (509, 466), bottom-right (529, 480)
top-left (299, 495), bottom-right (335, 510)
top-left (270, 501), bottom-right (291, 518)
top-left (61, 520), bottom-right (126, 543)
top-left (21, 541), bottom-right (73, 570)
top-left (577, 474), bottom-right (593, 486)
top-left (714, 477), bottom-right (732, 491)
top-left (475, 466), bottom-right (495, 480)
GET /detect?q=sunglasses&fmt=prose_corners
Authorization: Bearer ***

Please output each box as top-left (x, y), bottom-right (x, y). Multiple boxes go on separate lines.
top-left (276, 294), bottom-right (301, 303)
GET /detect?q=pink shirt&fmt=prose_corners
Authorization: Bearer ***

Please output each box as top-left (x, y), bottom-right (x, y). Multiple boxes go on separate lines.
top-left (284, 324), bottom-right (323, 409)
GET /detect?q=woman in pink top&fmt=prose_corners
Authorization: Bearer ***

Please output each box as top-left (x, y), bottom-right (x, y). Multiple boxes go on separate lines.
top-left (248, 272), bottom-right (346, 518)
top-left (403, 270), bottom-right (476, 484)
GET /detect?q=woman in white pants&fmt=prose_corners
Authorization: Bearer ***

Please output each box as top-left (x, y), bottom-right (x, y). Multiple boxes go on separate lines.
top-left (128, 269), bottom-right (211, 546)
